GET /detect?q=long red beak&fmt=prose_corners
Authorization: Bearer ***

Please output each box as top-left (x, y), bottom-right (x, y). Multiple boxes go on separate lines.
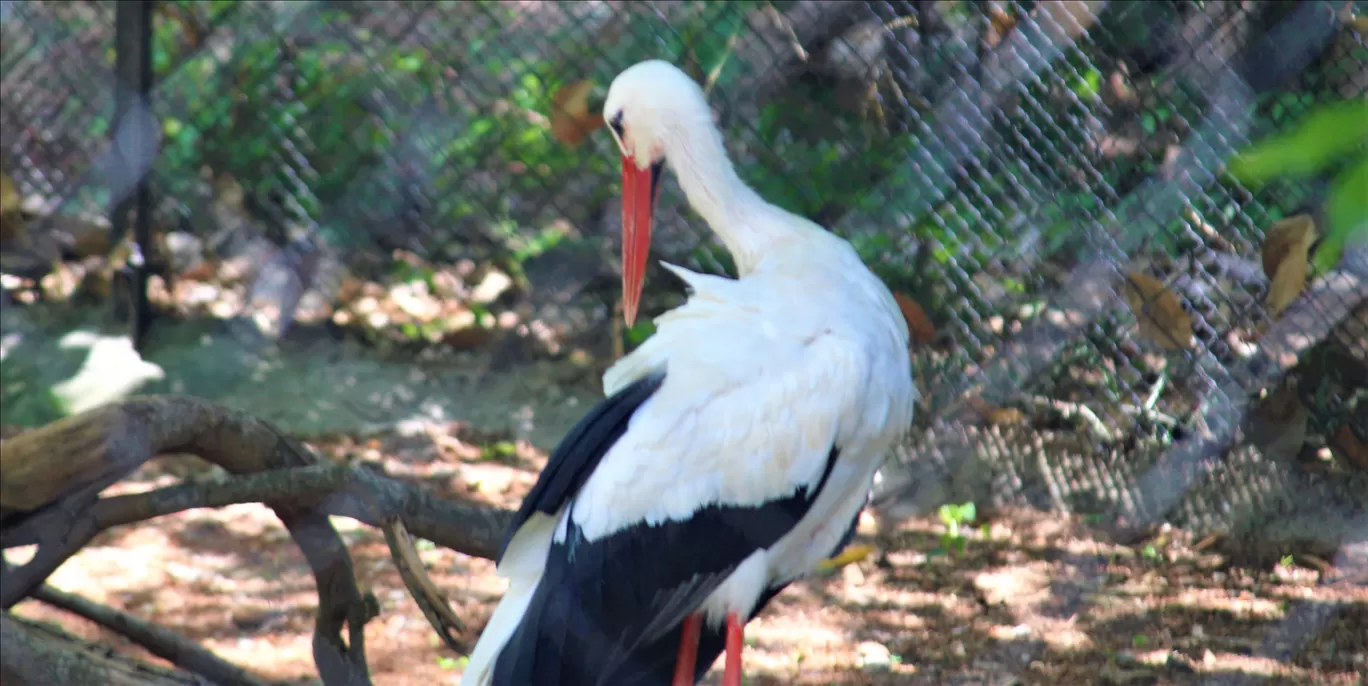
top-left (621, 154), bottom-right (662, 328)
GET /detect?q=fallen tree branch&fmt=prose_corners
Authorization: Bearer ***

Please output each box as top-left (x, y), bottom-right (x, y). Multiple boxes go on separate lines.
top-left (0, 459), bottom-right (510, 658)
top-left (0, 396), bottom-right (376, 685)
top-left (0, 613), bottom-right (210, 686)
top-left (1, 462), bottom-right (514, 562)
top-left (0, 397), bottom-right (517, 684)
top-left (29, 582), bottom-right (267, 686)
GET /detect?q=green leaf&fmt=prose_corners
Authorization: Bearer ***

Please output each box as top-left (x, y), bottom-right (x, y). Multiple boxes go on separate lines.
top-left (396, 53), bottom-right (423, 73)
top-left (626, 320), bottom-right (656, 346)
top-left (1068, 68), bottom-right (1102, 101)
top-left (1314, 152), bottom-right (1368, 271)
top-left (1229, 99), bottom-right (1368, 188)
top-left (1140, 112), bottom-right (1157, 135)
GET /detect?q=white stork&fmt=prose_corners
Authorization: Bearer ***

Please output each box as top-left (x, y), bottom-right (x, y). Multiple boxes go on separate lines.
top-left (461, 59), bottom-right (916, 686)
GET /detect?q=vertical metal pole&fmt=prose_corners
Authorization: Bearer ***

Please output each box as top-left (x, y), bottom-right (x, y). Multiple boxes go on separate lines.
top-left (112, 0), bottom-right (156, 350)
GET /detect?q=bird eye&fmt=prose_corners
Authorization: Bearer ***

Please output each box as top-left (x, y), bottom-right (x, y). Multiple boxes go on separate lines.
top-left (608, 111), bottom-right (625, 138)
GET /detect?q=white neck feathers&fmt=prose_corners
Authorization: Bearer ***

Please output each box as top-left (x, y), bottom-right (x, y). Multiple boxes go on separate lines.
top-left (660, 108), bottom-right (797, 275)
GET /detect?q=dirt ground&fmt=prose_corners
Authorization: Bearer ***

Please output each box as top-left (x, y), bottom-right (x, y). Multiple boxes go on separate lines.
top-left (10, 421), bottom-right (1367, 686)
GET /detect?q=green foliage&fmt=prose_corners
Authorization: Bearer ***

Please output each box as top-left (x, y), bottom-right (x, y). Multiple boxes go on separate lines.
top-left (1229, 100), bottom-right (1368, 186)
top-left (480, 440), bottom-right (518, 462)
top-left (1321, 155), bottom-right (1368, 270)
top-left (435, 655), bottom-right (467, 670)
top-left (150, 6), bottom-right (447, 227)
top-left (936, 501), bottom-right (977, 556)
top-left (744, 98), bottom-right (912, 221)
top-left (139, 2), bottom-right (632, 266)
top-left (1229, 99), bottom-right (1368, 270)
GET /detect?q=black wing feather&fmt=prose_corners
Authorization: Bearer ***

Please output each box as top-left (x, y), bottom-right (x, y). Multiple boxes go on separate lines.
top-left (489, 371), bottom-right (846, 685)
top-left (497, 371), bottom-right (666, 564)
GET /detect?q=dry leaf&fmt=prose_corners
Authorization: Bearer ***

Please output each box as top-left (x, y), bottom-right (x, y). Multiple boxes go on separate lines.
top-left (893, 291), bottom-right (937, 344)
top-left (987, 407), bottom-right (1027, 426)
top-left (1122, 272), bottom-right (1193, 349)
top-left (0, 171), bottom-right (22, 247)
top-left (549, 80), bottom-right (604, 147)
top-left (984, 2), bottom-right (1019, 47)
top-left (49, 215), bottom-right (113, 259)
top-left (960, 397), bottom-right (1026, 427)
top-left (1331, 424), bottom-right (1368, 471)
top-left (0, 172), bottom-right (18, 215)
top-left (1260, 214), bottom-right (1317, 317)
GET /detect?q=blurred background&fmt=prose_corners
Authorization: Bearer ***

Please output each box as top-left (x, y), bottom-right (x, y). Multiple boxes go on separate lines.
top-left (1, 1), bottom-right (1366, 684)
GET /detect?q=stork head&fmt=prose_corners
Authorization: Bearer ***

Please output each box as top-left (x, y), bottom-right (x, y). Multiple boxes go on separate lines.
top-left (603, 60), bottom-right (712, 327)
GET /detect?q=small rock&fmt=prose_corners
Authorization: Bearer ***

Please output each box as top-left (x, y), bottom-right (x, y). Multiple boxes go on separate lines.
top-left (163, 231), bottom-right (204, 272)
top-left (470, 269), bottom-right (512, 304)
top-left (1116, 649), bottom-right (1170, 668)
top-left (431, 269), bottom-right (467, 300)
top-left (180, 282), bottom-right (220, 308)
top-left (857, 641), bottom-right (892, 671)
top-left (391, 281), bottom-right (441, 322)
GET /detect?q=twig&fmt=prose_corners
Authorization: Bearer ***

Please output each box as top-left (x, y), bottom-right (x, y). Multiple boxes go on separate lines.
top-left (1022, 395), bottom-right (1115, 442)
top-left (1118, 403), bottom-right (1180, 427)
top-left (1144, 373), bottom-right (1167, 411)
top-left (30, 582), bottom-right (267, 686)
top-left (765, 4), bottom-right (809, 63)
top-left (703, 21), bottom-right (746, 97)
top-left (381, 517), bottom-right (466, 652)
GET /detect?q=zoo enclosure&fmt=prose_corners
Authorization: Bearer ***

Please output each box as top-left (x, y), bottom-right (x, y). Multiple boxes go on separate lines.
top-left (1, 0), bottom-right (1366, 667)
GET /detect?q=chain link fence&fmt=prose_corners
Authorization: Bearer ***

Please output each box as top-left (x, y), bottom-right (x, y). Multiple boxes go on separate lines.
top-left (2, 0), bottom-right (1366, 681)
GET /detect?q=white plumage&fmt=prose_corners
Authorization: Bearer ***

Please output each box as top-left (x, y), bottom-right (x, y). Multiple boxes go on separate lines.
top-left (462, 60), bottom-right (916, 686)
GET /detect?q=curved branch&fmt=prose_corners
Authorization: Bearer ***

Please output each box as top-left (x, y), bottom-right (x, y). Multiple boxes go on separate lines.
top-left (0, 396), bottom-right (374, 686)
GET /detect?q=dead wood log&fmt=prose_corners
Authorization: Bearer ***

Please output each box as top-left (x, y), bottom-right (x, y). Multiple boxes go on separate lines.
top-left (0, 614), bottom-right (211, 686)
top-left (28, 580), bottom-right (268, 686)
top-left (0, 396), bottom-right (375, 685)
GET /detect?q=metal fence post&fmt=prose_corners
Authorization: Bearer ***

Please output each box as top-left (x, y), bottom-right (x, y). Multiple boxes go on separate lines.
top-left (112, 0), bottom-right (156, 350)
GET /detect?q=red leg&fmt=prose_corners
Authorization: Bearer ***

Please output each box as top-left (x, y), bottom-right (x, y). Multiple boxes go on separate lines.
top-left (722, 611), bottom-right (744, 686)
top-left (672, 613), bottom-right (703, 686)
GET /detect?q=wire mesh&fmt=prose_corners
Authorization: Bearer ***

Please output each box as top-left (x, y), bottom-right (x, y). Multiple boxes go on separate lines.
top-left (2, 0), bottom-right (1366, 682)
